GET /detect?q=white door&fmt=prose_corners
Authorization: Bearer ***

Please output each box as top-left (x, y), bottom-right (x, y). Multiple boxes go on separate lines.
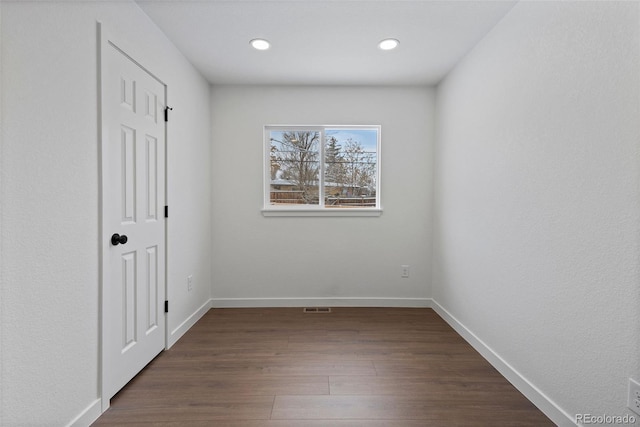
top-left (101, 34), bottom-right (166, 403)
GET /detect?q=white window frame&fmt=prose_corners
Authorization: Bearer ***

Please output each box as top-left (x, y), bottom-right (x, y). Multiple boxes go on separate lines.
top-left (263, 125), bottom-right (382, 217)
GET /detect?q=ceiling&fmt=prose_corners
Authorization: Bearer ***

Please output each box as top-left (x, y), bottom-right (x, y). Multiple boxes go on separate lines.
top-left (135, 0), bottom-right (517, 86)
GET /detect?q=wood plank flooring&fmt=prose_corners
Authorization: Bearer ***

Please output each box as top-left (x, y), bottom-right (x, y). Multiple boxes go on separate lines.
top-left (93, 308), bottom-right (553, 426)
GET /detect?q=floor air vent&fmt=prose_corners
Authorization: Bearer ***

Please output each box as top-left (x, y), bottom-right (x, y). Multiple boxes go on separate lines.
top-left (303, 307), bottom-right (332, 313)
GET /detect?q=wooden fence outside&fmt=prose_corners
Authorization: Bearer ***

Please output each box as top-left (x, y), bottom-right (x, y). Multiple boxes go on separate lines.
top-left (270, 191), bottom-right (375, 207)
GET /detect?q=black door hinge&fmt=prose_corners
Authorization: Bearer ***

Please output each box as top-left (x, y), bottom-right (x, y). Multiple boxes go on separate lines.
top-left (164, 106), bottom-right (173, 122)
top-left (164, 301), bottom-right (169, 313)
top-left (164, 205), bottom-right (168, 218)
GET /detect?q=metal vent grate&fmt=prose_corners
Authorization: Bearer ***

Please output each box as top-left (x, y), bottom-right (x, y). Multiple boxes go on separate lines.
top-left (303, 307), bottom-right (332, 313)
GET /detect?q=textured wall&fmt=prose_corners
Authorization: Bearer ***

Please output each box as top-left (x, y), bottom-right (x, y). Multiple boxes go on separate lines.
top-left (0, 1), bottom-right (211, 424)
top-left (434, 1), bottom-right (640, 423)
top-left (211, 86), bottom-right (434, 305)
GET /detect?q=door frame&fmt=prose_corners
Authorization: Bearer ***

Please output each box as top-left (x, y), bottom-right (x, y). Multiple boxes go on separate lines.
top-left (97, 22), bottom-right (169, 412)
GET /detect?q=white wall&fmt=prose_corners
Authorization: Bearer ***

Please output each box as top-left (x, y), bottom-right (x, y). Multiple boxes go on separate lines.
top-left (4, 0), bottom-right (636, 425)
top-left (434, 1), bottom-right (640, 424)
top-left (0, 1), bottom-right (211, 425)
top-left (211, 86), bottom-right (433, 306)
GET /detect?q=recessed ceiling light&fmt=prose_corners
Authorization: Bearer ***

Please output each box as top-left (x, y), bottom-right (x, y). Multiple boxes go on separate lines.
top-left (378, 38), bottom-right (399, 51)
top-left (250, 38), bottom-right (270, 51)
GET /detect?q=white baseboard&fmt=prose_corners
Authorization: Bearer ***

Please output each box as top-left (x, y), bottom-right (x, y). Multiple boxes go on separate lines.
top-left (210, 297), bottom-right (433, 308)
top-left (167, 298), bottom-right (213, 348)
top-left (430, 299), bottom-right (576, 427)
top-left (66, 398), bottom-right (101, 427)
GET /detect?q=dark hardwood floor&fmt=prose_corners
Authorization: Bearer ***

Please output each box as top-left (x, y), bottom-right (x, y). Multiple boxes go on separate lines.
top-left (93, 308), bottom-right (554, 426)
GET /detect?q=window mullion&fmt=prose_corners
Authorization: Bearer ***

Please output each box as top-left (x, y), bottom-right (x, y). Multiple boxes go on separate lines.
top-left (318, 128), bottom-right (325, 208)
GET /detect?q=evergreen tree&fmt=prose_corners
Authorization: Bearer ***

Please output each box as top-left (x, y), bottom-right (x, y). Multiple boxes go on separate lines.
top-left (324, 136), bottom-right (343, 185)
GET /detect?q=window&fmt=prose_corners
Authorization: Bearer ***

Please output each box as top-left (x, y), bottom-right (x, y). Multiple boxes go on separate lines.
top-left (264, 125), bottom-right (381, 216)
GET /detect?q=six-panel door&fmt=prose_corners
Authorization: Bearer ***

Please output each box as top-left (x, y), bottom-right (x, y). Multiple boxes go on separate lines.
top-left (103, 41), bottom-right (166, 401)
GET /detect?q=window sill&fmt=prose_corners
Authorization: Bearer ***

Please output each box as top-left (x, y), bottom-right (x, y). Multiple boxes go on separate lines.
top-left (262, 208), bottom-right (383, 217)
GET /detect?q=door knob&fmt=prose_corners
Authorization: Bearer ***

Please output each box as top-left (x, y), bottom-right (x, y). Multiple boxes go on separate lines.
top-left (111, 233), bottom-right (128, 246)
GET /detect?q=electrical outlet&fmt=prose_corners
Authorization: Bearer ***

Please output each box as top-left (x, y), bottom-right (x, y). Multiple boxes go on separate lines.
top-left (401, 265), bottom-right (410, 278)
top-left (628, 378), bottom-right (640, 415)
top-left (187, 275), bottom-right (193, 292)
